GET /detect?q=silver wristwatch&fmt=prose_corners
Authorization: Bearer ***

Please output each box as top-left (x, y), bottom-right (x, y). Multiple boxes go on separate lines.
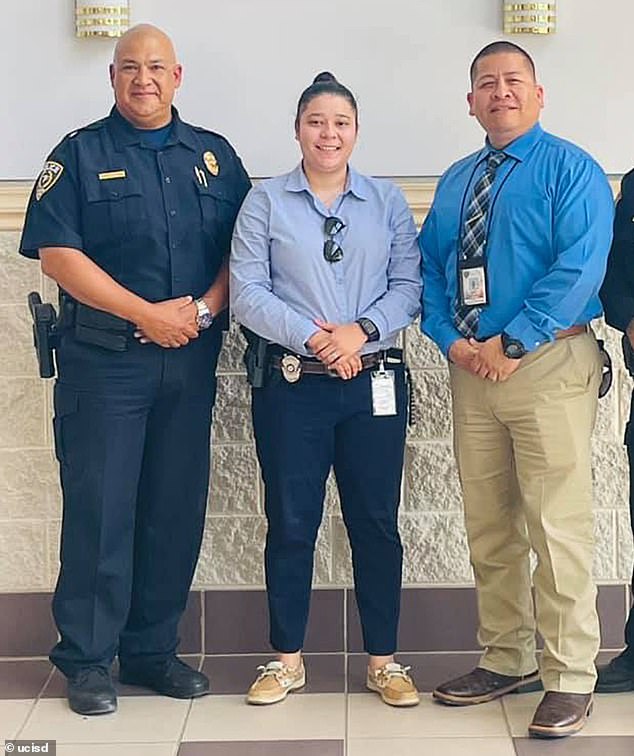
top-left (194, 298), bottom-right (213, 330)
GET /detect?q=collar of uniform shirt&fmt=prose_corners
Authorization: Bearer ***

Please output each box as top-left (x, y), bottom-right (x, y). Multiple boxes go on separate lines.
top-left (108, 105), bottom-right (198, 152)
top-left (283, 162), bottom-right (370, 202)
top-left (480, 121), bottom-right (544, 165)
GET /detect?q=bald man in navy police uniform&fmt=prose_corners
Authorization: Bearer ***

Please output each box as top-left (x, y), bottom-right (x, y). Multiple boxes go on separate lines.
top-left (19, 24), bottom-right (250, 715)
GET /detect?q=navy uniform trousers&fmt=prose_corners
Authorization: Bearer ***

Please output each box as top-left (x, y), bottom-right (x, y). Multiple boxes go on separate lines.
top-left (50, 325), bottom-right (222, 676)
top-left (624, 395), bottom-right (634, 656)
top-left (252, 364), bottom-right (407, 655)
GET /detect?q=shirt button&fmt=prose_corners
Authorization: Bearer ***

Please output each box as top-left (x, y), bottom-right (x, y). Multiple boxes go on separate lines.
top-left (165, 177), bottom-right (171, 184)
top-left (169, 209), bottom-right (176, 217)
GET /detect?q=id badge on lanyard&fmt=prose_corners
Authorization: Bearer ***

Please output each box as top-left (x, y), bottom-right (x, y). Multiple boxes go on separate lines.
top-left (458, 259), bottom-right (489, 308)
top-left (456, 156), bottom-right (514, 310)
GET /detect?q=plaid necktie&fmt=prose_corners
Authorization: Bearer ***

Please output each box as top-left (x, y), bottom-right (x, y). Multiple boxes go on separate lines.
top-left (453, 151), bottom-right (507, 338)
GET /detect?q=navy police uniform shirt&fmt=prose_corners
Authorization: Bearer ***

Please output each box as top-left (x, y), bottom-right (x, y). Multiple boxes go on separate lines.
top-left (601, 168), bottom-right (634, 333)
top-left (20, 106), bottom-right (251, 303)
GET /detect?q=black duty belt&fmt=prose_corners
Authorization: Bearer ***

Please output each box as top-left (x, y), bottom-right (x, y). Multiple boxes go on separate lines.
top-left (62, 297), bottom-right (131, 351)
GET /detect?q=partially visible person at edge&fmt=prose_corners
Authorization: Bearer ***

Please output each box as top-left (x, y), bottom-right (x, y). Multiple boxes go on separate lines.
top-left (230, 72), bottom-right (422, 707)
top-left (18, 24), bottom-right (250, 715)
top-left (419, 41), bottom-right (613, 738)
top-left (598, 169), bottom-right (634, 693)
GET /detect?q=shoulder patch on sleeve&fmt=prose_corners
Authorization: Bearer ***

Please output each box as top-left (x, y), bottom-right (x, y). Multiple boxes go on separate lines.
top-left (35, 161), bottom-right (64, 200)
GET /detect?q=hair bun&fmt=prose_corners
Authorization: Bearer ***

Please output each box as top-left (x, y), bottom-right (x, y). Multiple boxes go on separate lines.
top-left (312, 71), bottom-right (337, 85)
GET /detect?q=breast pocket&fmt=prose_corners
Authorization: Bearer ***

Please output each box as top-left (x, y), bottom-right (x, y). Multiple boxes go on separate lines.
top-left (196, 181), bottom-right (239, 250)
top-left (83, 176), bottom-right (148, 243)
top-left (495, 192), bottom-right (551, 250)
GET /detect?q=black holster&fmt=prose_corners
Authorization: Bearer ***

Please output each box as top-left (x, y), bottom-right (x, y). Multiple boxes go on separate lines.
top-left (27, 291), bottom-right (59, 378)
top-left (597, 338), bottom-right (613, 399)
top-left (623, 334), bottom-right (634, 379)
top-left (240, 326), bottom-right (270, 388)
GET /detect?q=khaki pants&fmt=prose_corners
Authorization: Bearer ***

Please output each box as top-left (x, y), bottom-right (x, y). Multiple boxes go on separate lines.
top-left (449, 333), bottom-right (602, 693)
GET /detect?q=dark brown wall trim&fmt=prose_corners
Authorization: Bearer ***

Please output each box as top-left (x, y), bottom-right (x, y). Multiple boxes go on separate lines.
top-left (0, 585), bottom-right (628, 658)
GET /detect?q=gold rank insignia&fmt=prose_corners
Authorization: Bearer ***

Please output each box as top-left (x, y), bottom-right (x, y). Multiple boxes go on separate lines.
top-left (35, 161), bottom-right (64, 201)
top-left (98, 170), bottom-right (127, 180)
top-left (203, 151), bottom-right (219, 176)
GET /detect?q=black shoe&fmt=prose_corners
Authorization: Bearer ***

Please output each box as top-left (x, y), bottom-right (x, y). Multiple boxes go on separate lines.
top-left (595, 652), bottom-right (634, 693)
top-left (119, 656), bottom-right (209, 698)
top-left (67, 667), bottom-right (117, 715)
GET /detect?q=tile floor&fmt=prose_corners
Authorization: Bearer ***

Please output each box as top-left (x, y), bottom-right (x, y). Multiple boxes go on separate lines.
top-left (2, 657), bottom-right (634, 755)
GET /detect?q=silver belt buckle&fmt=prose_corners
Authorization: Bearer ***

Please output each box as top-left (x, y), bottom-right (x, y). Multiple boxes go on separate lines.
top-left (280, 354), bottom-right (302, 383)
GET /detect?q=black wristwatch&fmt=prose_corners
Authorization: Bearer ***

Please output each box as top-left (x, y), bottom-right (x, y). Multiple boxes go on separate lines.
top-left (501, 331), bottom-right (527, 359)
top-left (356, 317), bottom-right (380, 343)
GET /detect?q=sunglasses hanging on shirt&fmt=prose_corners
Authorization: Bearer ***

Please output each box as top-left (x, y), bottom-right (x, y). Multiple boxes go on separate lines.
top-left (323, 216), bottom-right (346, 263)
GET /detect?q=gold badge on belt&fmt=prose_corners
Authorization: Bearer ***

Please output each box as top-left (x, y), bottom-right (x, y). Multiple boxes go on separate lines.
top-left (203, 150), bottom-right (219, 176)
top-left (280, 354), bottom-right (302, 383)
top-left (35, 161), bottom-right (64, 200)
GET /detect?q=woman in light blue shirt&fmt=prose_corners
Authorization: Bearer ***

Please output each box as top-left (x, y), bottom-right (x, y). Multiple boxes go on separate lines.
top-left (230, 72), bottom-right (421, 707)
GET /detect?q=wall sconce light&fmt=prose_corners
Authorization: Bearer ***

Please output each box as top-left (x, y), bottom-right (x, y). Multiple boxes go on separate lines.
top-left (503, 2), bottom-right (556, 35)
top-left (75, 1), bottom-right (130, 38)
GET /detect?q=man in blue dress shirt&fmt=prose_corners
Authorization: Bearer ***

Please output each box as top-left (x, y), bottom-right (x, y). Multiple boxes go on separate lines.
top-left (419, 41), bottom-right (613, 738)
top-left (19, 24), bottom-right (250, 715)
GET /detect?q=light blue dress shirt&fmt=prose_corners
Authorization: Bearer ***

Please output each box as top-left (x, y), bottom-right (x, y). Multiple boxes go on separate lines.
top-left (230, 163), bottom-right (422, 356)
top-left (419, 123), bottom-right (614, 357)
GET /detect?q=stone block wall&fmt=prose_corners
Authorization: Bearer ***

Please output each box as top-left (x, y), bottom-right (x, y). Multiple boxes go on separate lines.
top-left (1, 181), bottom-right (632, 593)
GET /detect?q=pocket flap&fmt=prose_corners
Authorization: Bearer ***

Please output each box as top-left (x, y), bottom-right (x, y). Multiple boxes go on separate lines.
top-left (53, 384), bottom-right (79, 418)
top-left (85, 174), bottom-right (143, 202)
top-left (196, 180), bottom-right (236, 204)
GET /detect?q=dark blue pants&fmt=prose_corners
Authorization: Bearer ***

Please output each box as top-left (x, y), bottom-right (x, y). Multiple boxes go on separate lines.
top-left (624, 393), bottom-right (634, 656)
top-left (50, 327), bottom-right (221, 677)
top-left (252, 365), bottom-right (407, 655)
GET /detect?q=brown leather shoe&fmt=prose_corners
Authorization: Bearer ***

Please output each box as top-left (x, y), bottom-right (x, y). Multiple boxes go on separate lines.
top-left (433, 667), bottom-right (540, 706)
top-left (528, 691), bottom-right (593, 738)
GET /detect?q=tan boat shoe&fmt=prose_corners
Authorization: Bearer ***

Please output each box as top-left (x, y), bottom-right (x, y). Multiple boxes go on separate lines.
top-left (246, 660), bottom-right (306, 705)
top-left (366, 662), bottom-right (420, 707)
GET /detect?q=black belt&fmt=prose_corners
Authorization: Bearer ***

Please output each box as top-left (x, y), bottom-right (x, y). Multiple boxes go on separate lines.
top-left (268, 345), bottom-right (415, 426)
top-left (61, 296), bottom-right (131, 351)
top-left (270, 347), bottom-right (403, 378)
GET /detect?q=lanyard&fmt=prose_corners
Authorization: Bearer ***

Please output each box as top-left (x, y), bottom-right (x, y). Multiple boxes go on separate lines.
top-left (457, 155), bottom-right (518, 252)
